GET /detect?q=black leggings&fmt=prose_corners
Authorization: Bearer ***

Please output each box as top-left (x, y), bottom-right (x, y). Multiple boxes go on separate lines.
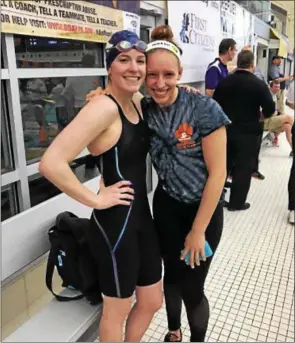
top-left (288, 124), bottom-right (295, 210)
top-left (153, 186), bottom-right (223, 342)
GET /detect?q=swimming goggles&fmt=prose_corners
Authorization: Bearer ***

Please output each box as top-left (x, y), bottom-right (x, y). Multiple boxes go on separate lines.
top-left (107, 40), bottom-right (147, 53)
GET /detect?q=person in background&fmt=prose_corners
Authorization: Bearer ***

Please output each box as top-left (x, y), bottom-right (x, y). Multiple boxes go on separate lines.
top-left (269, 55), bottom-right (293, 114)
top-left (48, 78), bottom-right (68, 131)
top-left (62, 54), bottom-right (102, 120)
top-left (213, 50), bottom-right (275, 211)
top-left (264, 80), bottom-right (294, 154)
top-left (205, 38), bottom-right (237, 97)
top-left (63, 54), bottom-right (103, 169)
top-left (26, 78), bottom-right (47, 103)
top-left (286, 77), bottom-right (295, 223)
top-left (240, 45), bottom-right (266, 180)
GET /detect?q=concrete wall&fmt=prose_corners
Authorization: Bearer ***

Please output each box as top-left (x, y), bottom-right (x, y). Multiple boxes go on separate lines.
top-left (142, 0), bottom-right (166, 9)
top-left (271, 1), bottom-right (294, 52)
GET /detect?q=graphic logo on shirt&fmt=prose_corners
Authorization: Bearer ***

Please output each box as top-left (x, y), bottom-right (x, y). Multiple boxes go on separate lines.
top-left (175, 123), bottom-right (197, 150)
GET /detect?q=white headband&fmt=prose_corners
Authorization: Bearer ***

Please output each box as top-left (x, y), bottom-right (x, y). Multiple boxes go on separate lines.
top-left (146, 40), bottom-right (182, 60)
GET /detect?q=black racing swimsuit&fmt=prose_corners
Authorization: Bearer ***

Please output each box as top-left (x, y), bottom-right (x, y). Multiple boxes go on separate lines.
top-left (87, 95), bottom-right (162, 299)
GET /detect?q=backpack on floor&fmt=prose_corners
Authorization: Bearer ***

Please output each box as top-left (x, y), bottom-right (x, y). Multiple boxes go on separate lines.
top-left (45, 211), bottom-right (102, 305)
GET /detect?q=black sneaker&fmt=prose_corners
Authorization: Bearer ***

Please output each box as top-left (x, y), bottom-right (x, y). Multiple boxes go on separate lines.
top-left (228, 203), bottom-right (251, 211)
top-left (164, 329), bottom-right (182, 342)
top-left (252, 171), bottom-right (265, 180)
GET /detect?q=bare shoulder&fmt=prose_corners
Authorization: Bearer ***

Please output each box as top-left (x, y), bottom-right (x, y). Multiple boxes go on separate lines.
top-left (40, 95), bottom-right (120, 164)
top-left (132, 91), bottom-right (144, 107)
top-left (132, 91), bottom-right (144, 118)
top-left (82, 94), bottom-right (118, 122)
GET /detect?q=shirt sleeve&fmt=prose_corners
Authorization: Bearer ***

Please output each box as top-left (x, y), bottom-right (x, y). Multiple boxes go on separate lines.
top-left (269, 66), bottom-right (280, 80)
top-left (205, 67), bottom-right (220, 90)
top-left (197, 98), bottom-right (231, 137)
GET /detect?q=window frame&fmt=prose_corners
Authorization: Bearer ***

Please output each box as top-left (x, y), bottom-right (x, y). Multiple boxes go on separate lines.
top-left (1, 33), bottom-right (108, 218)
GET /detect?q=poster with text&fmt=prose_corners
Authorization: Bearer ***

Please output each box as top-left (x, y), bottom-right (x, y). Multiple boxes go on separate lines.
top-left (86, 0), bottom-right (140, 15)
top-left (123, 11), bottom-right (140, 36)
top-left (1, 0), bottom-right (140, 43)
top-left (220, 1), bottom-right (254, 71)
top-left (168, 0), bottom-right (221, 83)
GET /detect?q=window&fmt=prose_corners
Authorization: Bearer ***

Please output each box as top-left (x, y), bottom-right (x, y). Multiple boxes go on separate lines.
top-left (1, 184), bottom-right (19, 221)
top-left (29, 155), bottom-right (99, 207)
top-left (1, 82), bottom-right (14, 174)
top-left (20, 76), bottom-right (104, 164)
top-left (14, 35), bottom-right (105, 68)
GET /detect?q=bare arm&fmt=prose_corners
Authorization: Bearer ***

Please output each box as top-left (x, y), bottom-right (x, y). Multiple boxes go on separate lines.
top-left (275, 75), bottom-right (293, 83)
top-left (193, 127), bottom-right (227, 233)
top-left (39, 96), bottom-right (132, 209)
top-left (181, 127), bottom-right (227, 267)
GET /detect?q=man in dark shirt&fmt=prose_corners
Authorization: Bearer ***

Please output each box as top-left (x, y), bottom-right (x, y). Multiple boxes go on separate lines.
top-left (213, 50), bottom-right (275, 211)
top-left (205, 38), bottom-right (237, 97)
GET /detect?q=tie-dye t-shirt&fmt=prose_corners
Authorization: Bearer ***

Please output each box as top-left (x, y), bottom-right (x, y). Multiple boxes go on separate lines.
top-left (141, 87), bottom-right (231, 203)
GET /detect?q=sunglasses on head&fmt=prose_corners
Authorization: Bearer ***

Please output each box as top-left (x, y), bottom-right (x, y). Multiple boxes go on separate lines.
top-left (108, 40), bottom-right (147, 53)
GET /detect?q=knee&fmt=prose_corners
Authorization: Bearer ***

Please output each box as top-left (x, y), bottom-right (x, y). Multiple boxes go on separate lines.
top-left (137, 292), bottom-right (163, 314)
top-left (102, 297), bottom-right (132, 324)
top-left (283, 123), bottom-right (292, 132)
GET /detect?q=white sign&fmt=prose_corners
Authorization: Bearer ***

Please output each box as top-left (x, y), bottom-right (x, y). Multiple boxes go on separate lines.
top-left (123, 11), bottom-right (140, 37)
top-left (221, 1), bottom-right (254, 71)
top-left (168, 0), bottom-right (221, 83)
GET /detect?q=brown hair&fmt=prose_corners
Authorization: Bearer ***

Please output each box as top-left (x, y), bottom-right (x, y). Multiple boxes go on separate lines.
top-left (269, 80), bottom-right (280, 87)
top-left (151, 25), bottom-right (175, 42)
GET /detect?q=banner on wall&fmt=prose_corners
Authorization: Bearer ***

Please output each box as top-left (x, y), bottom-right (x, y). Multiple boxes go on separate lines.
top-left (0, 0), bottom-right (140, 43)
top-left (220, 0), bottom-right (254, 71)
top-left (87, 0), bottom-right (140, 15)
top-left (168, 0), bottom-right (254, 82)
top-left (168, 0), bottom-right (222, 83)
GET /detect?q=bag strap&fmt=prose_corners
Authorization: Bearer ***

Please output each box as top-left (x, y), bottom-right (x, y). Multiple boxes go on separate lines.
top-left (45, 239), bottom-right (84, 302)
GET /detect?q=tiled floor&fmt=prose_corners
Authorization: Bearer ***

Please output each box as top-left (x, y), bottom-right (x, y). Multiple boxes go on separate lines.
top-left (96, 110), bottom-right (294, 343)
top-left (142, 114), bottom-right (294, 341)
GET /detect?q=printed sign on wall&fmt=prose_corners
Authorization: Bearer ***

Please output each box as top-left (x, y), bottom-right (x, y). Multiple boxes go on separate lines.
top-left (168, 0), bottom-right (222, 83)
top-left (1, 0), bottom-right (140, 43)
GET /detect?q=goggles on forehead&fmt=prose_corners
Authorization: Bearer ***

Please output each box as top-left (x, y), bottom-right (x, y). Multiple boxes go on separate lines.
top-left (107, 40), bottom-right (147, 53)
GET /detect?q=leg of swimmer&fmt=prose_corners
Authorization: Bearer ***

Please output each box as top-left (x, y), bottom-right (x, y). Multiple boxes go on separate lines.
top-left (124, 281), bottom-right (163, 342)
top-left (99, 296), bottom-right (132, 342)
